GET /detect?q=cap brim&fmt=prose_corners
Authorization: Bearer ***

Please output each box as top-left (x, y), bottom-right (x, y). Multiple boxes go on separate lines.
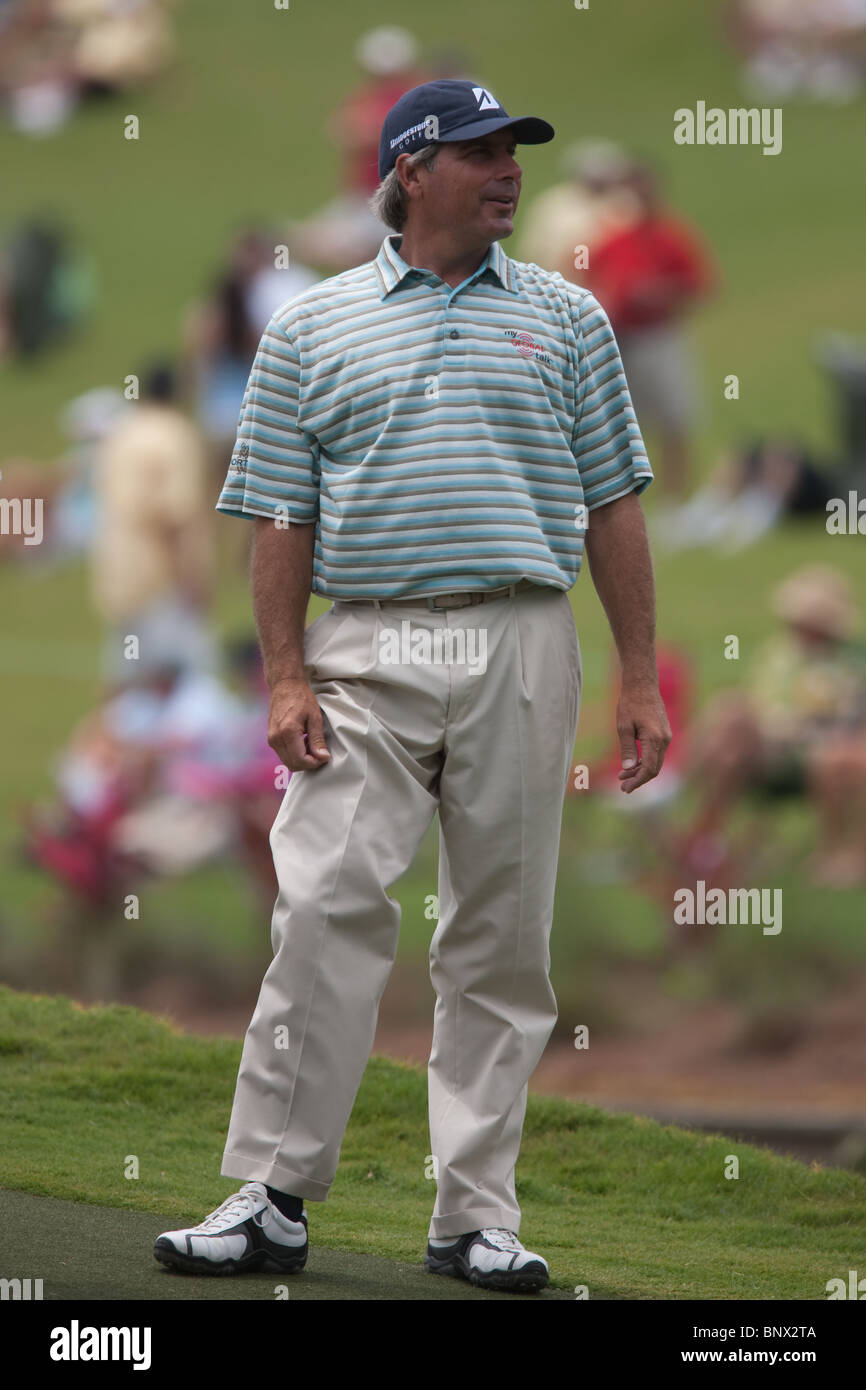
top-left (439, 114), bottom-right (555, 145)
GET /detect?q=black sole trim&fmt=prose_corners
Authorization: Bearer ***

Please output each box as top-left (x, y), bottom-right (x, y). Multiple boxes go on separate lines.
top-left (153, 1239), bottom-right (307, 1278)
top-left (424, 1252), bottom-right (548, 1293)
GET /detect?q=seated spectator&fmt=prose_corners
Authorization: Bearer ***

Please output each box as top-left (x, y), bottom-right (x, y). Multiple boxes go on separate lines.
top-left (652, 437), bottom-right (840, 551)
top-left (727, 0), bottom-right (866, 103)
top-left (814, 331), bottom-right (866, 486)
top-left (64, 0), bottom-right (175, 95)
top-left (808, 723), bottom-right (866, 884)
top-left (680, 566), bottom-right (866, 880)
top-left (0, 0), bottom-right (176, 135)
top-left (23, 639), bottom-right (282, 907)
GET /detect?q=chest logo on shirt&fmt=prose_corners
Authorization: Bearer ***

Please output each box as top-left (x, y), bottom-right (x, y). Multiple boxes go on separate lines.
top-left (504, 329), bottom-right (552, 365)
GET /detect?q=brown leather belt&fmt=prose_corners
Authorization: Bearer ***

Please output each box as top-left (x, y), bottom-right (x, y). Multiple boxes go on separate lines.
top-left (333, 578), bottom-right (541, 611)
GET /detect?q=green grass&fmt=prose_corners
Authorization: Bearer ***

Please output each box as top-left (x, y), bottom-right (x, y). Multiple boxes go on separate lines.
top-left (2, 1), bottom-right (865, 1020)
top-left (1, 985), bottom-right (863, 1298)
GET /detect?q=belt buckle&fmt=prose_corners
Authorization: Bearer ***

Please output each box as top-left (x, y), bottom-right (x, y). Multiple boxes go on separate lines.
top-left (429, 591), bottom-right (473, 610)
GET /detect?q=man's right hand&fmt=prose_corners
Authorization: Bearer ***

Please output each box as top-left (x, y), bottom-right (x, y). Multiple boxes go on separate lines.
top-left (267, 677), bottom-right (331, 771)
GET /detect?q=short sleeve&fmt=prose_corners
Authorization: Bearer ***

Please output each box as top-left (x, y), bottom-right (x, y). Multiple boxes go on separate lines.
top-left (571, 290), bottom-right (653, 510)
top-left (215, 313), bottom-right (320, 524)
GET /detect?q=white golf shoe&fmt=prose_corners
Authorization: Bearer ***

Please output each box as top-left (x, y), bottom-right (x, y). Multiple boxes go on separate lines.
top-left (154, 1181), bottom-right (308, 1276)
top-left (425, 1226), bottom-right (549, 1292)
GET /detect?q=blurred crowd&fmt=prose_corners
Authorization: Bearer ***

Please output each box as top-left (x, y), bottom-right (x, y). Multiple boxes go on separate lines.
top-left (2, 18), bottom-right (865, 929)
top-left (0, 0), bottom-right (175, 136)
top-left (522, 140), bottom-right (716, 499)
top-left (518, 134), bottom-right (866, 519)
top-left (14, 363), bottom-right (282, 917)
top-left (584, 566), bottom-right (866, 894)
top-left (727, 0), bottom-right (866, 102)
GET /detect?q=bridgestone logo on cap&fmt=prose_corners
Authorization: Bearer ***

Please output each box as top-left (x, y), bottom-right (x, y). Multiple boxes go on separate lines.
top-left (390, 121), bottom-right (428, 150)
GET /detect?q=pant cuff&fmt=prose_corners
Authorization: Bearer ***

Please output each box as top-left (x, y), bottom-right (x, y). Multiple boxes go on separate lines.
top-left (221, 1150), bottom-right (331, 1202)
top-left (428, 1205), bottom-right (521, 1240)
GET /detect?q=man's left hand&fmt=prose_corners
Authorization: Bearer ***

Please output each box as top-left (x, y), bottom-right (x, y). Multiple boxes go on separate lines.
top-left (616, 679), bottom-right (672, 793)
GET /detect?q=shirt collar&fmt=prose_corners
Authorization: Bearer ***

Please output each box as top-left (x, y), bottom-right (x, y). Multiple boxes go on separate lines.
top-left (373, 234), bottom-right (517, 299)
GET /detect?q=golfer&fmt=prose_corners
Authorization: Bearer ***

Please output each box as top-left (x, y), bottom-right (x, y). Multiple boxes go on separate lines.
top-left (154, 79), bottom-right (671, 1294)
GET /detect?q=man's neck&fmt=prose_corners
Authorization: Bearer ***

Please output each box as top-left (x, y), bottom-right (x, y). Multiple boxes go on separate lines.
top-left (395, 230), bottom-right (492, 289)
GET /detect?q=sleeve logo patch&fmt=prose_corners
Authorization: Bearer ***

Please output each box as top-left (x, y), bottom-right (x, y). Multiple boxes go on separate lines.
top-left (230, 441), bottom-right (249, 474)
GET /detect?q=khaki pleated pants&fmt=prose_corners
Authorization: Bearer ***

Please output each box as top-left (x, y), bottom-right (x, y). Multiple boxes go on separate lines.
top-left (221, 582), bottom-right (581, 1238)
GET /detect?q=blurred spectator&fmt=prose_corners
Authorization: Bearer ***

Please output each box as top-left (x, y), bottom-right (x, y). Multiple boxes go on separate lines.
top-left (587, 159), bottom-right (716, 497)
top-left (62, 0), bottom-right (174, 93)
top-left (0, 216), bottom-right (94, 358)
top-left (333, 26), bottom-right (423, 197)
top-left (814, 332), bottom-right (866, 485)
top-left (182, 227), bottom-right (317, 473)
top-left (51, 385), bottom-right (127, 556)
top-left (0, 0), bottom-right (175, 135)
top-left (681, 566), bottom-right (866, 879)
top-left (148, 636), bottom-right (281, 910)
top-left (0, 0), bottom-right (78, 135)
top-left (809, 717), bottom-right (866, 884)
top-left (289, 25), bottom-right (425, 271)
top-left (23, 636), bottom-right (281, 910)
top-left (519, 137), bottom-right (640, 281)
top-left (727, 0), bottom-right (866, 102)
top-left (0, 385), bottom-right (126, 564)
top-left (90, 361), bottom-right (217, 684)
top-left (652, 437), bottom-right (839, 551)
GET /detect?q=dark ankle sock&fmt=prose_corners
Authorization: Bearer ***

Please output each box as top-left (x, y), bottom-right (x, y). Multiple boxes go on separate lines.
top-left (266, 1186), bottom-right (304, 1222)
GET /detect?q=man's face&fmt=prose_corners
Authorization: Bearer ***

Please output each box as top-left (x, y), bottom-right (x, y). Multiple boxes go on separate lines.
top-left (408, 129), bottom-right (522, 243)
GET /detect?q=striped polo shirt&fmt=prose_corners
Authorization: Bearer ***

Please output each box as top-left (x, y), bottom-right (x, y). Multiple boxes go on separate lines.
top-left (216, 233), bottom-right (652, 599)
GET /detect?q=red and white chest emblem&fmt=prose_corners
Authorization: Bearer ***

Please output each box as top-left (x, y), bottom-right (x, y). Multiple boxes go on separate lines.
top-left (504, 328), bottom-right (552, 365)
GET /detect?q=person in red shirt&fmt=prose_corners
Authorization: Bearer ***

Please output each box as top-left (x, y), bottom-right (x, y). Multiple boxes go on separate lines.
top-left (289, 27), bottom-right (426, 273)
top-left (588, 160), bottom-right (716, 496)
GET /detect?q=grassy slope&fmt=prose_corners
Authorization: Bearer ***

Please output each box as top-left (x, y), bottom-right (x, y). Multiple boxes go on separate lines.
top-left (1, 986), bottom-right (864, 1299)
top-left (1, 1), bottom-right (865, 1003)
top-left (2, 0), bottom-right (863, 459)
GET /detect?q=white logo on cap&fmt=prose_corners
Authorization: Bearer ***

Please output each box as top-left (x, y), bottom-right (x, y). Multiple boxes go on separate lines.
top-left (473, 87), bottom-right (500, 111)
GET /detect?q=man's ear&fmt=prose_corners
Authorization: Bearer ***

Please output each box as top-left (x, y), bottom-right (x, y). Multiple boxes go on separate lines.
top-left (396, 153), bottom-right (429, 200)
top-left (394, 154), bottom-right (411, 192)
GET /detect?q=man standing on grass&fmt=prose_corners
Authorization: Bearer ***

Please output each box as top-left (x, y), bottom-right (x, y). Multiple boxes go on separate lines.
top-left (154, 80), bottom-right (671, 1294)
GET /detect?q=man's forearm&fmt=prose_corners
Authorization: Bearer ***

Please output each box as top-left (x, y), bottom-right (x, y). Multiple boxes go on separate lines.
top-left (583, 491), bottom-right (671, 790)
top-left (583, 491), bottom-right (658, 684)
top-left (251, 517), bottom-right (316, 688)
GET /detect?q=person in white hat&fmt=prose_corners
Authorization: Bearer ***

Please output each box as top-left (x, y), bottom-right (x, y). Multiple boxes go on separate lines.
top-left (681, 565), bottom-right (866, 881)
top-left (289, 26), bottom-right (424, 273)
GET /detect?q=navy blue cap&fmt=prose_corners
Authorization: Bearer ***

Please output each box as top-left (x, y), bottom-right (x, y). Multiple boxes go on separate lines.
top-left (378, 79), bottom-right (554, 180)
